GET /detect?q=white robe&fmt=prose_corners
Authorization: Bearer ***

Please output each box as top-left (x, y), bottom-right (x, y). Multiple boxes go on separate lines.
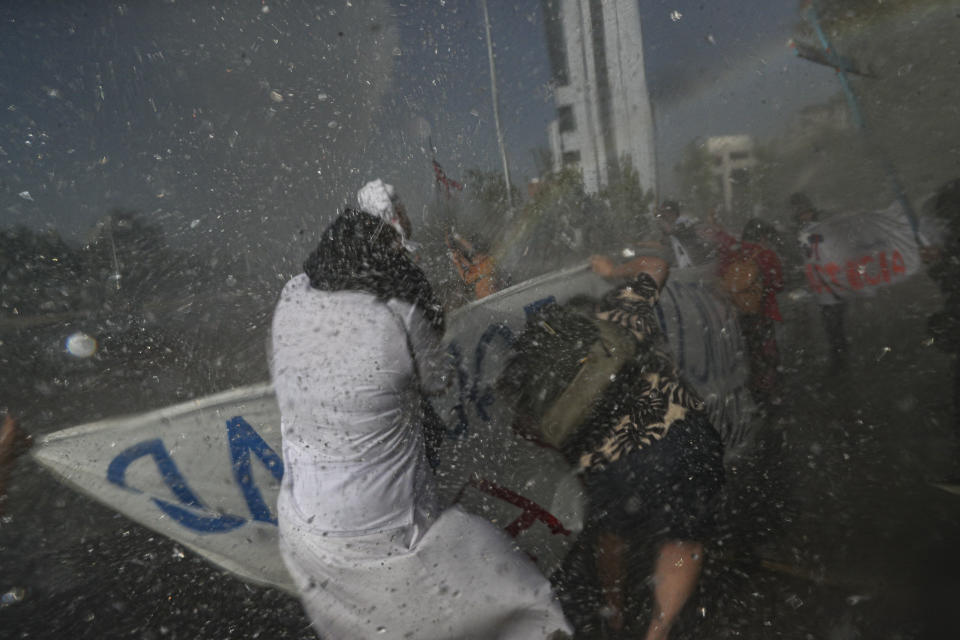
top-left (271, 274), bottom-right (571, 640)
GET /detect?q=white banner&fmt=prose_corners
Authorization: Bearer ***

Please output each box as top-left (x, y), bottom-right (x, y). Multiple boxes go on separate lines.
top-left (800, 201), bottom-right (937, 303)
top-left (32, 263), bottom-right (754, 593)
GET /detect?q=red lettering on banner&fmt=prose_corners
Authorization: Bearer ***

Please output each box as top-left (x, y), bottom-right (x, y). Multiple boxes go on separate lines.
top-left (877, 251), bottom-right (891, 283)
top-left (822, 262), bottom-right (843, 287)
top-left (461, 476), bottom-right (572, 539)
top-left (859, 254), bottom-right (884, 286)
top-left (806, 263), bottom-right (826, 293)
top-left (845, 260), bottom-right (864, 290)
top-left (891, 250), bottom-right (906, 276)
top-left (809, 249), bottom-right (908, 296)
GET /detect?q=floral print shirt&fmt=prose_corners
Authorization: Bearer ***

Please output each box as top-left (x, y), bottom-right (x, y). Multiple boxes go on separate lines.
top-left (562, 273), bottom-right (711, 472)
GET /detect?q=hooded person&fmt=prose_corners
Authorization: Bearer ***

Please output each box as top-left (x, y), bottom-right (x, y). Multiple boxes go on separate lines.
top-left (270, 207), bottom-right (572, 640)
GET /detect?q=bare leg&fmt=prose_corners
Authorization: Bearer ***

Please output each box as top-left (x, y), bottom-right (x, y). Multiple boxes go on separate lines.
top-left (596, 530), bottom-right (627, 631)
top-left (643, 540), bottom-right (704, 640)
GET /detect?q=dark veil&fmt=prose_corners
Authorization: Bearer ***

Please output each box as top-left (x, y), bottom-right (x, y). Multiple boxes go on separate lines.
top-left (303, 208), bottom-right (444, 334)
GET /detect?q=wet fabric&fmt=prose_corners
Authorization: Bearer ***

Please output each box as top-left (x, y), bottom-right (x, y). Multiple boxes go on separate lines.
top-left (303, 208), bottom-right (443, 333)
top-left (357, 179), bottom-right (404, 236)
top-left (279, 504), bottom-right (571, 640)
top-left (563, 273), bottom-right (724, 540)
top-left (272, 278), bottom-right (444, 535)
top-left (581, 419), bottom-right (723, 540)
top-left (709, 227), bottom-right (785, 321)
top-left (271, 274), bottom-right (570, 639)
top-left (797, 201), bottom-right (939, 304)
top-left (563, 274), bottom-right (710, 470)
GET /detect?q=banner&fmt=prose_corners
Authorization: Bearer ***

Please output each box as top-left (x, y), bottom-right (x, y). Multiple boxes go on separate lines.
top-left (800, 201), bottom-right (939, 303)
top-left (32, 263), bottom-right (754, 593)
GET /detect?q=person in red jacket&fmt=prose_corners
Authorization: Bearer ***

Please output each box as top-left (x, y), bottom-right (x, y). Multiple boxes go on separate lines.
top-left (0, 413), bottom-right (32, 517)
top-left (706, 216), bottom-right (785, 411)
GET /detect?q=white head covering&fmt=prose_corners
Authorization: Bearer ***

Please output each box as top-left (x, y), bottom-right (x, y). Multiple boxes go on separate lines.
top-left (358, 179), bottom-right (402, 235)
top-left (357, 179), bottom-right (420, 252)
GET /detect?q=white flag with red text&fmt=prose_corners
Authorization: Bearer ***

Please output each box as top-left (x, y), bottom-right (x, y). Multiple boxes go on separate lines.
top-left (800, 201), bottom-right (939, 303)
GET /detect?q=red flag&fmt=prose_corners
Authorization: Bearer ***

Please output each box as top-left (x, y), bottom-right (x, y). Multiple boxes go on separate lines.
top-left (433, 160), bottom-right (463, 197)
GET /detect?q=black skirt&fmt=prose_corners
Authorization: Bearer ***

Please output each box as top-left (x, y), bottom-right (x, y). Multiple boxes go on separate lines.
top-left (581, 417), bottom-right (724, 541)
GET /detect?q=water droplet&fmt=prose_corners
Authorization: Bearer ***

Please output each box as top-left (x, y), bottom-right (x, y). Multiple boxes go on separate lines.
top-left (65, 332), bottom-right (98, 358)
top-left (1, 588), bottom-right (25, 606)
top-left (261, 5), bottom-right (271, 14)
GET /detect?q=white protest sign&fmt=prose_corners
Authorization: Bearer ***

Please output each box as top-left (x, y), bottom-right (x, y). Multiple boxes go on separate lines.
top-left (800, 201), bottom-right (938, 303)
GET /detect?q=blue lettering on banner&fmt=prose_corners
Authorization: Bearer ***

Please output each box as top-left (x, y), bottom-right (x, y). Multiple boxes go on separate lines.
top-left (445, 296), bottom-right (556, 439)
top-left (107, 438), bottom-right (246, 533)
top-left (523, 296), bottom-right (556, 317)
top-left (443, 289), bottom-right (744, 446)
top-left (471, 323), bottom-right (514, 422)
top-left (447, 342), bottom-right (471, 437)
top-left (107, 418), bottom-right (286, 533)
top-left (227, 416), bottom-right (284, 525)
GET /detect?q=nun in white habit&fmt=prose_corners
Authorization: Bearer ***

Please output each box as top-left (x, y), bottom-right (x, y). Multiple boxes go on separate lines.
top-left (271, 182), bottom-right (571, 640)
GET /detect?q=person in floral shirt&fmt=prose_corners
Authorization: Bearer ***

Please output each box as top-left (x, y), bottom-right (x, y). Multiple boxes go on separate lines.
top-left (570, 252), bottom-right (724, 640)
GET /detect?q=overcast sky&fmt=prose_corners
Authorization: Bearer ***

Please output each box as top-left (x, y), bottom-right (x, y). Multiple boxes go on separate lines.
top-left (0, 0), bottom-right (842, 250)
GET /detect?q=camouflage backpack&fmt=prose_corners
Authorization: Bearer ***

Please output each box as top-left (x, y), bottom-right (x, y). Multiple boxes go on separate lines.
top-left (498, 300), bottom-right (636, 448)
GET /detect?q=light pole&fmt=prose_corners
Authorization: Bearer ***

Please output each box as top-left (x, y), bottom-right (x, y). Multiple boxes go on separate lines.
top-left (480, 0), bottom-right (514, 214)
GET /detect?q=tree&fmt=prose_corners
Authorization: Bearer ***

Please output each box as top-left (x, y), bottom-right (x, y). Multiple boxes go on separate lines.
top-left (673, 139), bottom-right (723, 217)
top-left (464, 168), bottom-right (521, 221)
top-left (597, 159), bottom-right (656, 252)
top-left (489, 167), bottom-right (594, 281)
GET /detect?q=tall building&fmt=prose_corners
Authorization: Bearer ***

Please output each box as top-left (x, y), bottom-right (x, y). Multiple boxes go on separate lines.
top-left (542, 0), bottom-right (656, 196)
top-left (706, 135), bottom-right (757, 225)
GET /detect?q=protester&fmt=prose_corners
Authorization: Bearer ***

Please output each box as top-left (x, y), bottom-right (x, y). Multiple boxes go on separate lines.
top-left (706, 215), bottom-right (786, 411)
top-left (790, 192), bottom-right (849, 373)
top-left (446, 229), bottom-right (503, 300)
top-left (0, 413), bottom-right (31, 518)
top-left (924, 178), bottom-right (960, 466)
top-left (270, 201), bottom-right (571, 639)
top-left (554, 249), bottom-right (724, 639)
top-left (653, 200), bottom-right (714, 268)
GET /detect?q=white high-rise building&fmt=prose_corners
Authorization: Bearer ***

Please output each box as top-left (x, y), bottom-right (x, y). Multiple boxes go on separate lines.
top-left (542, 0), bottom-right (656, 196)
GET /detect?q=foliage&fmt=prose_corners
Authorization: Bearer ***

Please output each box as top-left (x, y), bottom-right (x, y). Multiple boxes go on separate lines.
top-left (673, 139), bottom-right (723, 217)
top-left (464, 168), bottom-right (521, 221)
top-left (598, 159), bottom-right (656, 250)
